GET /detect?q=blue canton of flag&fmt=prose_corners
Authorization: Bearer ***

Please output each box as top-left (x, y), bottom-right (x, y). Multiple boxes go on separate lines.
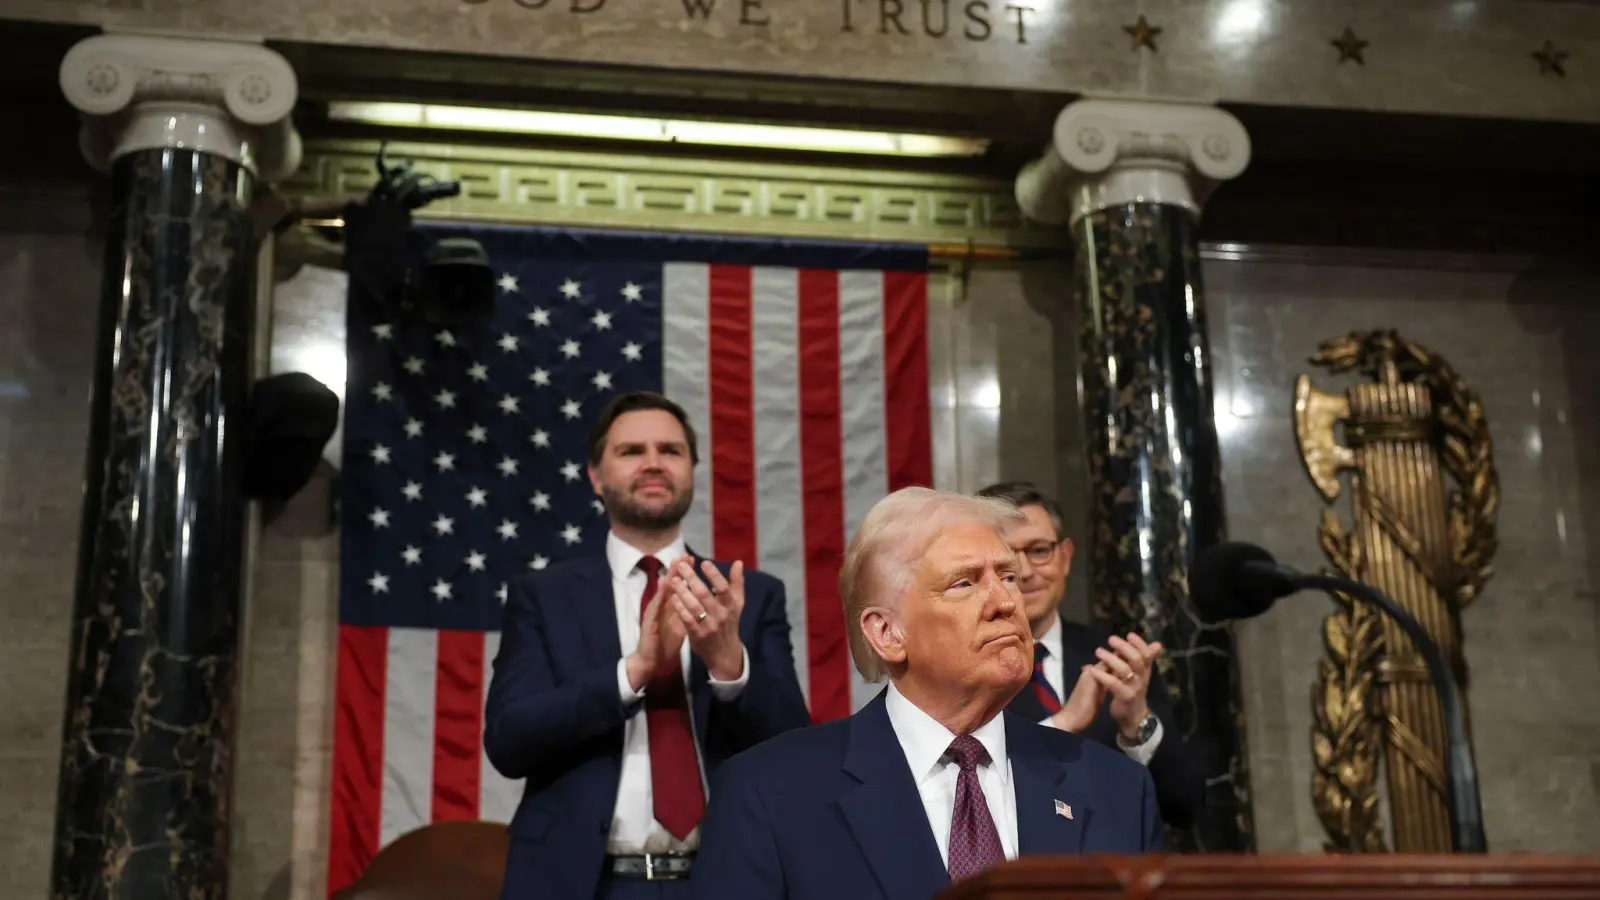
top-left (340, 224), bottom-right (666, 633)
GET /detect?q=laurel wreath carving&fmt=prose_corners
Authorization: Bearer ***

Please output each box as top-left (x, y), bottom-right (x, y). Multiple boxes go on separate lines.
top-left (1304, 328), bottom-right (1500, 852)
top-left (1310, 509), bottom-right (1388, 852)
top-left (1311, 329), bottom-right (1501, 608)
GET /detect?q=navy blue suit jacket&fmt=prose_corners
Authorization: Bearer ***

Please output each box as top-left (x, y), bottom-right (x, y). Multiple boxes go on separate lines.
top-left (1006, 621), bottom-right (1205, 829)
top-left (484, 554), bottom-right (810, 900)
top-left (689, 689), bottom-right (1164, 900)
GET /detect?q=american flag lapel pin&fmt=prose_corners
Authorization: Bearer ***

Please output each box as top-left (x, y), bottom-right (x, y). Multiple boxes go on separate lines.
top-left (1054, 799), bottom-right (1073, 820)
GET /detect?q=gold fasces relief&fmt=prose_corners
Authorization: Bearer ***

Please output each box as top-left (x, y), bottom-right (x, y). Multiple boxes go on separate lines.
top-left (1293, 329), bottom-right (1500, 854)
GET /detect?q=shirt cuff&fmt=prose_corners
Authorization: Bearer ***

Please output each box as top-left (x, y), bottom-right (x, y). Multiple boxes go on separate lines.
top-left (1119, 717), bottom-right (1164, 766)
top-left (707, 646), bottom-right (751, 701)
top-left (617, 658), bottom-right (646, 705)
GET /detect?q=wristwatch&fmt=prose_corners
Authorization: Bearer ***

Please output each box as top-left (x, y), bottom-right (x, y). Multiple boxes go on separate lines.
top-left (1117, 713), bottom-right (1158, 748)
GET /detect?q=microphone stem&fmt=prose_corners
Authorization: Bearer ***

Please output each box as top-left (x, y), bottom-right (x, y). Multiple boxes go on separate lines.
top-left (1296, 572), bottom-right (1488, 854)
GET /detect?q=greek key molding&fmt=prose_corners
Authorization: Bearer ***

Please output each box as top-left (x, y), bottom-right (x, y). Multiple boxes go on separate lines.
top-left (285, 139), bottom-right (1059, 248)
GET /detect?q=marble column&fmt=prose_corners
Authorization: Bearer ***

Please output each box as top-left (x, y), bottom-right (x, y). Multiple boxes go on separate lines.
top-left (53, 35), bottom-right (301, 900)
top-left (1015, 100), bottom-right (1253, 852)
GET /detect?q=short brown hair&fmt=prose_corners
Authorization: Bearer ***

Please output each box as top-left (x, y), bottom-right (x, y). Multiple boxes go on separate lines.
top-left (586, 391), bottom-right (700, 466)
top-left (976, 480), bottom-right (1065, 539)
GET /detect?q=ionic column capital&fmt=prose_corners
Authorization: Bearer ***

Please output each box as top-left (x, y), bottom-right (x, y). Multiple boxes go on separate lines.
top-left (1015, 99), bottom-right (1251, 227)
top-left (60, 33), bottom-right (302, 183)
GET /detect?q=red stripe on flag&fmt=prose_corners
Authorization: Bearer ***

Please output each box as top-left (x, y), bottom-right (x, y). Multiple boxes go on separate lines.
top-left (882, 270), bottom-right (932, 490)
top-left (432, 629), bottom-right (485, 822)
top-left (798, 268), bottom-right (850, 723)
top-left (328, 625), bottom-right (389, 895)
top-left (709, 264), bottom-right (758, 566)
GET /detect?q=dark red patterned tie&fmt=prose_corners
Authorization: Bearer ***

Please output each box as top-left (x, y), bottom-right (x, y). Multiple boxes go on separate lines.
top-left (1031, 643), bottom-right (1062, 714)
top-left (945, 735), bottom-right (1005, 881)
top-left (637, 556), bottom-right (704, 839)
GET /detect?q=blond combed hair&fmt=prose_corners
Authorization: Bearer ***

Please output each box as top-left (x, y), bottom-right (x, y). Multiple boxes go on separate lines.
top-left (839, 486), bottom-right (1028, 682)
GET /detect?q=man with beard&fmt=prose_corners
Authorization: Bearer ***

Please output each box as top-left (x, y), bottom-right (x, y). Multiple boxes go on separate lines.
top-left (485, 391), bottom-right (810, 900)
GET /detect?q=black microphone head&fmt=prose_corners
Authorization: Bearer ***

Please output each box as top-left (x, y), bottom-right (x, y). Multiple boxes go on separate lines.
top-left (1189, 541), bottom-right (1291, 622)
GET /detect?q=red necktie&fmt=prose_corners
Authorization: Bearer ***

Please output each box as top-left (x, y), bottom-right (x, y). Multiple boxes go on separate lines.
top-left (637, 556), bottom-right (705, 839)
top-left (1031, 643), bottom-right (1062, 714)
top-left (945, 735), bottom-right (1005, 880)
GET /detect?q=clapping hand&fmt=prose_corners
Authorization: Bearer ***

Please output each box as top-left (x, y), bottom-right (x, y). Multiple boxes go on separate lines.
top-left (664, 559), bottom-right (747, 682)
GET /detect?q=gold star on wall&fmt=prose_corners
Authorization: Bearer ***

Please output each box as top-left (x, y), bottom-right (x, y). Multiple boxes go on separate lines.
top-left (1331, 27), bottom-right (1368, 65)
top-left (1532, 40), bottom-right (1568, 77)
top-left (1123, 15), bottom-right (1162, 52)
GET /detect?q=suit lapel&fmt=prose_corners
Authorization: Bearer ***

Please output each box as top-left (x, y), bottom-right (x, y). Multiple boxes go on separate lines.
top-left (1006, 714), bottom-right (1088, 855)
top-left (838, 694), bottom-right (949, 900)
top-left (568, 557), bottom-right (621, 666)
top-left (1007, 683), bottom-right (1051, 724)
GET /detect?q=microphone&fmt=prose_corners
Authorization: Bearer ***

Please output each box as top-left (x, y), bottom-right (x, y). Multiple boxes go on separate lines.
top-left (1190, 541), bottom-right (1488, 854)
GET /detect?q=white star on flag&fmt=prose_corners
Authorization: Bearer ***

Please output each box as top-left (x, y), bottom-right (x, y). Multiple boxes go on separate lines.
top-left (497, 273), bottom-right (520, 293)
top-left (368, 573), bottom-right (390, 593)
top-left (559, 279), bottom-right (582, 299)
top-left (621, 282), bottom-right (643, 302)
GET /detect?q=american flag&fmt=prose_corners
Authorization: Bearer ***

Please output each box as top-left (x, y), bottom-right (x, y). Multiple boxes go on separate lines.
top-left (327, 223), bottom-right (932, 892)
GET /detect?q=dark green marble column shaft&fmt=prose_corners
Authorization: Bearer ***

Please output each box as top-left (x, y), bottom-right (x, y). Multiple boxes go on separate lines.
top-left (52, 147), bottom-right (256, 900)
top-left (1073, 202), bottom-right (1253, 852)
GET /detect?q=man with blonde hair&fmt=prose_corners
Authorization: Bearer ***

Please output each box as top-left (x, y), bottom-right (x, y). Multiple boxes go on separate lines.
top-left (690, 487), bottom-right (1163, 900)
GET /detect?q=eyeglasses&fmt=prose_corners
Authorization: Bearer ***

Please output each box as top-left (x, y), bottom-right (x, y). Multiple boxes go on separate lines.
top-left (1018, 543), bottom-right (1060, 566)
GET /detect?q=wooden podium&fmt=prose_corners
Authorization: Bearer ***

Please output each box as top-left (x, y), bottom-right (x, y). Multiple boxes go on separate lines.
top-left (938, 854), bottom-right (1600, 899)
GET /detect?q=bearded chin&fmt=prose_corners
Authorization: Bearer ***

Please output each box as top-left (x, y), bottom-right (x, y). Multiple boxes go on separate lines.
top-left (603, 484), bottom-right (693, 531)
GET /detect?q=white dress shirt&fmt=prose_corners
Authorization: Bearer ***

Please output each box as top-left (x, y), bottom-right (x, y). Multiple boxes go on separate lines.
top-left (884, 682), bottom-right (1019, 868)
top-left (1035, 617), bottom-right (1162, 766)
top-left (605, 532), bottom-right (751, 854)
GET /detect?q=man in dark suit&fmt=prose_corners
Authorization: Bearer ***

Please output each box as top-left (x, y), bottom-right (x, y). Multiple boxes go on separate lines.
top-left (690, 488), bottom-right (1162, 900)
top-left (975, 481), bottom-right (1204, 831)
top-left (485, 391), bottom-right (811, 900)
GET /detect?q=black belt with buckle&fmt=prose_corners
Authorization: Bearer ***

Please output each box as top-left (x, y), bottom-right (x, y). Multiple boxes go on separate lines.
top-left (608, 851), bottom-right (695, 881)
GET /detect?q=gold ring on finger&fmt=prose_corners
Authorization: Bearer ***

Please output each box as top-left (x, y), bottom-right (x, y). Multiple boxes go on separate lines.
top-left (696, 611), bottom-right (709, 622)
top-left (1122, 671), bottom-right (1135, 683)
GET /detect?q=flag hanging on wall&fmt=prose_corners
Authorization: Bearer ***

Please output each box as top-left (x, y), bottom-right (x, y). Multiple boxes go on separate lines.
top-left (327, 223), bottom-right (931, 893)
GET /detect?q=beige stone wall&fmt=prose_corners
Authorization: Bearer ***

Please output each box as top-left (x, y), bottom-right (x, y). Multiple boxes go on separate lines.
top-left (4, 0), bottom-right (1599, 123)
